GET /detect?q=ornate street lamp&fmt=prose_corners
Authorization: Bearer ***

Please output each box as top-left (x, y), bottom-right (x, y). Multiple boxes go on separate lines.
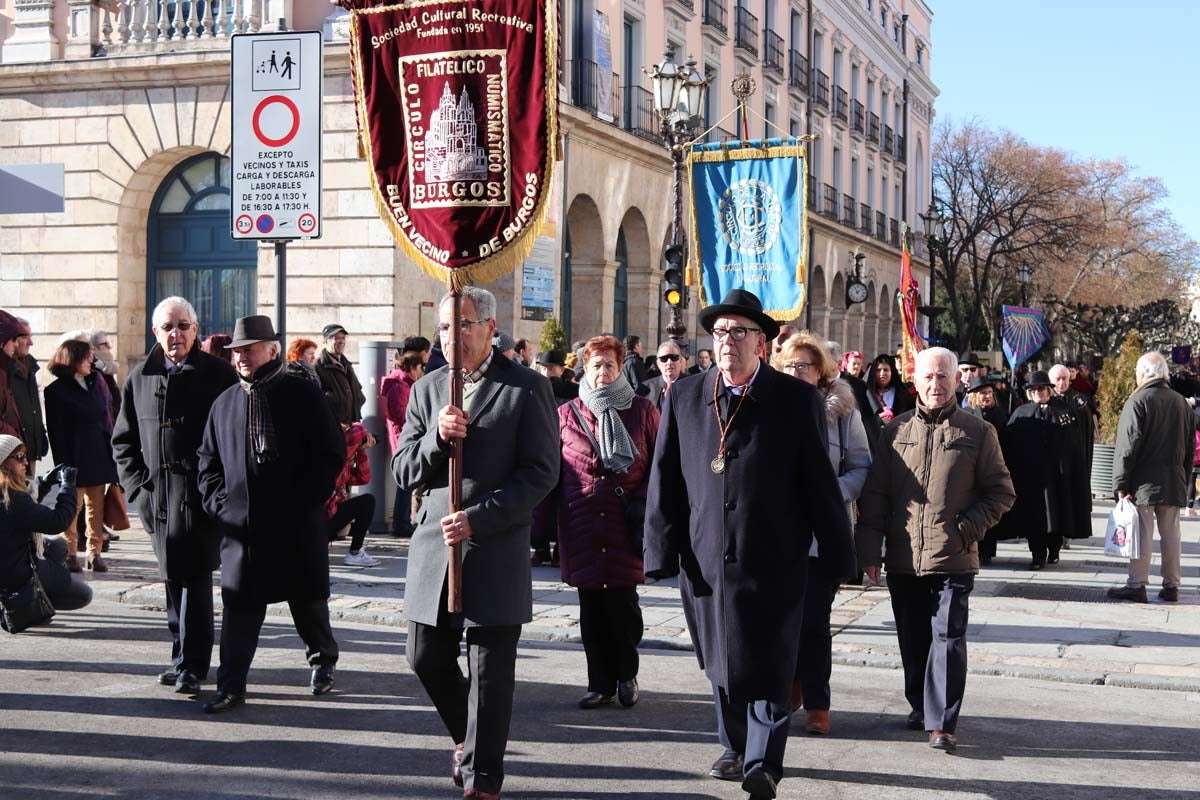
top-left (1017, 261), bottom-right (1034, 307)
top-left (646, 50), bottom-right (709, 351)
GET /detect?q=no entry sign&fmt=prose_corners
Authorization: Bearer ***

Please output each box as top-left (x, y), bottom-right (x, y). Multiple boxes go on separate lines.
top-left (231, 30), bottom-right (323, 240)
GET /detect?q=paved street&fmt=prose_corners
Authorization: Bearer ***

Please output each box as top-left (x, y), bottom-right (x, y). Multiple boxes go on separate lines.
top-left (1, 509), bottom-right (1198, 799)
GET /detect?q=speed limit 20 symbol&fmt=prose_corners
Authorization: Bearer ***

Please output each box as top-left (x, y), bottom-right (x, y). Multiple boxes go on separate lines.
top-left (297, 213), bottom-right (317, 234)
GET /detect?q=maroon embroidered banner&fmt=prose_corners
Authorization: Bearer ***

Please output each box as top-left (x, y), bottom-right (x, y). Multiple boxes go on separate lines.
top-left (348, 0), bottom-right (557, 287)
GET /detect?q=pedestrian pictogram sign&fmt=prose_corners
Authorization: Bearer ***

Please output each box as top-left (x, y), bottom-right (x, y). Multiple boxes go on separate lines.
top-left (231, 30), bottom-right (322, 240)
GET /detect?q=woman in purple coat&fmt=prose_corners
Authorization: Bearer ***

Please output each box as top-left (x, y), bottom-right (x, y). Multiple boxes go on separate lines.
top-left (555, 335), bottom-right (660, 709)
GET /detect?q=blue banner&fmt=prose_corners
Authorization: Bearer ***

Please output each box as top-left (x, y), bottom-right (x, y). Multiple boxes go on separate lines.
top-left (1001, 305), bottom-right (1049, 370)
top-left (687, 138), bottom-right (808, 321)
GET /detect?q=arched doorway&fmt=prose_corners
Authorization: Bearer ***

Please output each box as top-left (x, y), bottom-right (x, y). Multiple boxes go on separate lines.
top-left (146, 152), bottom-right (257, 345)
top-left (613, 227), bottom-right (629, 340)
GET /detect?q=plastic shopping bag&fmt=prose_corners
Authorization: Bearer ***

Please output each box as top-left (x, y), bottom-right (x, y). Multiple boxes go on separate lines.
top-left (1104, 498), bottom-right (1140, 559)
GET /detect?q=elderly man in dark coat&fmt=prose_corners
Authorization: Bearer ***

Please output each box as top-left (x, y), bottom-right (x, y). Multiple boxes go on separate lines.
top-left (644, 289), bottom-right (856, 800)
top-left (112, 296), bottom-right (237, 695)
top-left (394, 286), bottom-right (558, 800)
top-left (1049, 363), bottom-right (1095, 542)
top-left (1, 315), bottom-right (49, 475)
top-left (197, 316), bottom-right (345, 713)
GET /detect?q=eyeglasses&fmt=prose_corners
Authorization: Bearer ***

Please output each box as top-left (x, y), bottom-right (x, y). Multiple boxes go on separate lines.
top-left (783, 362), bottom-right (813, 373)
top-left (9, 452), bottom-right (28, 462)
top-left (96, 342), bottom-right (111, 349)
top-left (711, 326), bottom-right (762, 341)
top-left (159, 322), bottom-right (194, 332)
top-left (435, 318), bottom-right (491, 334)
top-left (657, 354), bottom-right (681, 362)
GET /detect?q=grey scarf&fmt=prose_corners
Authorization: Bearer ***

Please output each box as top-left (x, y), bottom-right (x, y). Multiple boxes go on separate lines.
top-left (578, 374), bottom-right (637, 472)
top-left (239, 357), bottom-right (287, 464)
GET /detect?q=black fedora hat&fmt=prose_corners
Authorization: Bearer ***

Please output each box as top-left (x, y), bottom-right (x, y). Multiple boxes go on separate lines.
top-left (698, 289), bottom-right (781, 341)
top-left (966, 375), bottom-right (993, 394)
top-left (1026, 370), bottom-right (1053, 389)
top-left (536, 349), bottom-right (566, 367)
top-left (958, 351), bottom-right (984, 367)
top-left (226, 315), bottom-right (280, 349)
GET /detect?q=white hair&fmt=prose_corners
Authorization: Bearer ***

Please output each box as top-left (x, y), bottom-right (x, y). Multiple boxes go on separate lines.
top-left (80, 329), bottom-right (109, 349)
top-left (438, 286), bottom-right (496, 321)
top-left (59, 329), bottom-right (88, 344)
top-left (152, 296), bottom-right (198, 328)
top-left (916, 346), bottom-right (957, 374)
top-left (826, 340), bottom-right (845, 362)
top-left (266, 340), bottom-right (282, 359)
top-left (657, 340), bottom-right (682, 354)
top-left (1048, 364), bottom-right (1070, 379)
top-left (1136, 352), bottom-right (1169, 383)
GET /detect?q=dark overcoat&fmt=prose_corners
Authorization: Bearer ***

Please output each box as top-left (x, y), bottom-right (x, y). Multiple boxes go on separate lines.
top-left (1053, 391), bottom-right (1094, 538)
top-left (197, 363), bottom-right (344, 606)
top-left (112, 343), bottom-right (237, 580)
top-left (7, 355), bottom-right (49, 462)
top-left (1113, 378), bottom-right (1196, 507)
top-left (996, 402), bottom-right (1072, 543)
top-left (393, 352), bottom-right (559, 628)
top-left (644, 364), bottom-right (856, 705)
top-left (44, 375), bottom-right (119, 487)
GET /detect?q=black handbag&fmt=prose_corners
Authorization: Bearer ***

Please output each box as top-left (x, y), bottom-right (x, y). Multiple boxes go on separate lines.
top-left (1, 559), bottom-right (56, 634)
top-left (570, 402), bottom-right (646, 556)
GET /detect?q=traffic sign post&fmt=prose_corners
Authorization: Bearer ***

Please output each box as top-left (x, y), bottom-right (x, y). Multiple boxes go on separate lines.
top-left (231, 29), bottom-right (323, 338)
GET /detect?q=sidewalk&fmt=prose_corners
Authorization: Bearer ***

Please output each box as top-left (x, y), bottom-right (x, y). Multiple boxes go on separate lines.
top-left (83, 508), bottom-right (1200, 694)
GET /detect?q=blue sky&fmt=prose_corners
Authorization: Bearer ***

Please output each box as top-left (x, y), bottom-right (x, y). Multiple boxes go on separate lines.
top-left (931, 2), bottom-right (1200, 243)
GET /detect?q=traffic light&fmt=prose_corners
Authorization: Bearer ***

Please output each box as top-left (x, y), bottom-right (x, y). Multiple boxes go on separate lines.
top-left (664, 245), bottom-right (685, 308)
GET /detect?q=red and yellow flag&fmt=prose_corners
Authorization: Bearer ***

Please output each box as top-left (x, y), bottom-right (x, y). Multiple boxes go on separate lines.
top-left (897, 225), bottom-right (925, 381)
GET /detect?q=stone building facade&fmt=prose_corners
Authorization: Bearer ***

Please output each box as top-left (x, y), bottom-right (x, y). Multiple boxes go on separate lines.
top-left (0, 0), bottom-right (936, 373)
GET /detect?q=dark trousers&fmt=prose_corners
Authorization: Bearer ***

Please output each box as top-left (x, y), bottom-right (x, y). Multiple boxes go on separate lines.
top-left (329, 494), bottom-right (375, 552)
top-left (216, 595), bottom-right (339, 694)
top-left (887, 572), bottom-right (973, 733)
top-left (577, 586), bottom-right (643, 694)
top-left (407, 620), bottom-right (521, 794)
top-left (713, 684), bottom-right (791, 784)
top-left (37, 536), bottom-right (92, 611)
top-left (392, 485), bottom-right (412, 534)
top-left (978, 531), bottom-right (998, 561)
top-left (795, 563), bottom-right (839, 710)
top-left (165, 573), bottom-right (215, 678)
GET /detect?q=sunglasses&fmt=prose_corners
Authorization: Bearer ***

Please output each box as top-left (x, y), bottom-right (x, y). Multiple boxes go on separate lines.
top-left (657, 354), bottom-right (681, 362)
top-left (159, 322), bottom-right (195, 332)
top-left (9, 452), bottom-right (28, 463)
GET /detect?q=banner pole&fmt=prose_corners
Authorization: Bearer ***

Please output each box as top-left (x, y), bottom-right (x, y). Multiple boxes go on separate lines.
top-left (446, 284), bottom-right (464, 614)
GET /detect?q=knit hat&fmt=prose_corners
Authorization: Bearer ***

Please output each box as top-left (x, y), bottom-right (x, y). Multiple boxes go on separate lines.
top-left (493, 330), bottom-right (516, 353)
top-left (0, 434), bottom-right (23, 464)
top-left (0, 310), bottom-right (25, 345)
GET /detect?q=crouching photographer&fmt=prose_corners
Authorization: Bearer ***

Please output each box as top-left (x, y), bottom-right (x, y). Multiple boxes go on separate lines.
top-left (1, 435), bottom-right (92, 632)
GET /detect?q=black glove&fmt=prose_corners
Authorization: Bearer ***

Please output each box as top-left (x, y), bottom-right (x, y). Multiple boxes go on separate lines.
top-left (59, 466), bottom-right (78, 491)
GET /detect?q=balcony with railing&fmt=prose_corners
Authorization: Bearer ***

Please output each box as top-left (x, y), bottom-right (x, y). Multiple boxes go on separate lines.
top-left (703, 0), bottom-right (728, 34)
top-left (883, 125), bottom-right (895, 158)
top-left (764, 29), bottom-right (785, 74)
top-left (65, 0), bottom-right (270, 56)
top-left (807, 175), bottom-right (818, 211)
top-left (812, 69), bottom-right (830, 109)
top-left (623, 86), bottom-right (660, 143)
top-left (833, 86), bottom-right (848, 124)
top-left (822, 183), bottom-right (839, 220)
top-left (867, 112), bottom-right (880, 146)
top-left (704, 125), bottom-right (738, 145)
top-left (841, 194), bottom-right (857, 229)
top-left (859, 203), bottom-right (873, 235)
top-left (851, 101), bottom-right (865, 135)
top-left (670, 0), bottom-right (695, 11)
top-left (568, 60), bottom-right (620, 122)
top-left (734, 6), bottom-right (759, 56)
top-left (875, 211), bottom-right (888, 243)
top-left (788, 50), bottom-right (809, 93)
top-left (896, 133), bottom-right (907, 163)
top-left (889, 218), bottom-right (901, 247)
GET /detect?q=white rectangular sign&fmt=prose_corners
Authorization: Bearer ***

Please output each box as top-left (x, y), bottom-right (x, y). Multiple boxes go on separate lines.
top-left (230, 30), bottom-right (323, 240)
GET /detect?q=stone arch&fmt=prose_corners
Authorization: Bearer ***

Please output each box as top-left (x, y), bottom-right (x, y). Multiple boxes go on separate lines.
top-left (617, 206), bottom-right (653, 343)
top-left (808, 264), bottom-right (827, 339)
top-left (115, 145), bottom-right (211, 377)
top-left (565, 193), bottom-right (611, 339)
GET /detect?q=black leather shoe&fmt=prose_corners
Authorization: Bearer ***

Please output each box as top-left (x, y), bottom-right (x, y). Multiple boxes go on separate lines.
top-left (1159, 586), bottom-right (1180, 602)
top-left (578, 691), bottom-right (613, 709)
top-left (709, 750), bottom-right (743, 781)
top-left (929, 731), bottom-right (958, 752)
top-left (906, 710), bottom-right (925, 730)
top-left (310, 666), bottom-right (335, 695)
top-left (452, 743), bottom-right (465, 788)
top-left (202, 691), bottom-right (245, 714)
top-left (617, 678), bottom-right (639, 707)
top-left (158, 668), bottom-right (181, 686)
top-left (175, 671), bottom-right (202, 695)
top-left (742, 769), bottom-right (778, 799)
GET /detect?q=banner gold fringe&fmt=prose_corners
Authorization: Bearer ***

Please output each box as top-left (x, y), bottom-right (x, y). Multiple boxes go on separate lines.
top-left (685, 139), bottom-right (809, 322)
top-left (348, 0), bottom-right (558, 288)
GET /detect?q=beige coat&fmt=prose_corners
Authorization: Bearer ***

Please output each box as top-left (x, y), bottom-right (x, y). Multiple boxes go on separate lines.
top-left (856, 401), bottom-right (1015, 576)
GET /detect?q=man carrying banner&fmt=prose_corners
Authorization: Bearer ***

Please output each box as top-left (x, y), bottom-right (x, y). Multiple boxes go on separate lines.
top-left (645, 289), bottom-right (855, 799)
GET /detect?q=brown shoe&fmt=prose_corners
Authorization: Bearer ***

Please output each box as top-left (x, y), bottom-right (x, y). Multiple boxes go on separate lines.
top-left (1107, 585), bottom-right (1147, 603)
top-left (66, 554), bottom-right (82, 573)
top-left (789, 679), bottom-right (804, 713)
top-left (804, 709), bottom-right (830, 735)
top-left (1158, 586), bottom-right (1179, 602)
top-left (85, 555), bottom-right (108, 573)
top-left (929, 730), bottom-right (957, 752)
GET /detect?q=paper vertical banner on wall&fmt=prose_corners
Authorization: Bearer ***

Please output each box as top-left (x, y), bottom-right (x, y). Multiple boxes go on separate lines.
top-left (687, 138), bottom-right (808, 321)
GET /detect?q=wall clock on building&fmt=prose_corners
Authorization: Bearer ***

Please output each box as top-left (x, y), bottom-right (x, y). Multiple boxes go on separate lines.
top-left (846, 278), bottom-right (869, 306)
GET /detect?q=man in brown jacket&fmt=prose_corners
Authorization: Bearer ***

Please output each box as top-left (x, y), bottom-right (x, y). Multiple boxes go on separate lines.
top-left (856, 346), bottom-right (1015, 753)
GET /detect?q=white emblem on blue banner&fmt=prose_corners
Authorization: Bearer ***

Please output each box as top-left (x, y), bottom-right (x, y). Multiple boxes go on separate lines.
top-left (718, 179), bottom-right (783, 255)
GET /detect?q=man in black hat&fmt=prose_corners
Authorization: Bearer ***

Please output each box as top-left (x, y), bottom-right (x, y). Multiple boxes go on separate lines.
top-left (645, 288), bottom-right (856, 800)
top-left (314, 323), bottom-right (369, 428)
top-left (956, 352), bottom-right (983, 408)
top-left (535, 349), bottom-right (577, 406)
top-left (197, 315), bottom-right (346, 713)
